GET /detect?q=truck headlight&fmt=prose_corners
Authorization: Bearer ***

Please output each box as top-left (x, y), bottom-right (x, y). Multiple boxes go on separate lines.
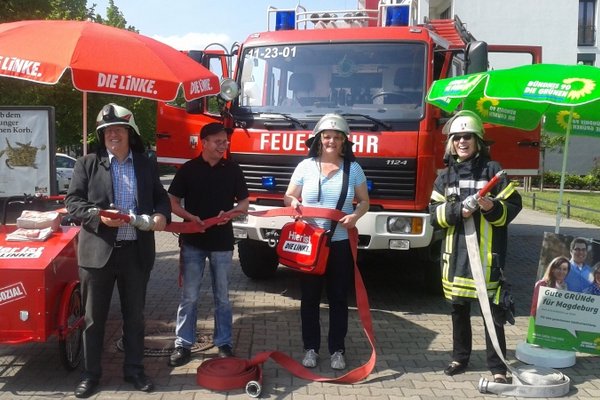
top-left (387, 216), bottom-right (411, 233)
top-left (387, 216), bottom-right (423, 234)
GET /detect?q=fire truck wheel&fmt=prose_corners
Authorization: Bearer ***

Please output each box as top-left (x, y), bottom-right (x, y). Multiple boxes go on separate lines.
top-left (238, 239), bottom-right (279, 279)
top-left (59, 283), bottom-right (84, 371)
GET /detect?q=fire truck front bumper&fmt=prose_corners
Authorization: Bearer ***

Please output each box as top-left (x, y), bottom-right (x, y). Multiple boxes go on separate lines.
top-left (354, 211), bottom-right (434, 250)
top-left (232, 206), bottom-right (434, 251)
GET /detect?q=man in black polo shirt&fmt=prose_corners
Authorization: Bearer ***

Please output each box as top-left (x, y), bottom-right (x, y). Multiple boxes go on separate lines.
top-left (167, 122), bottom-right (249, 367)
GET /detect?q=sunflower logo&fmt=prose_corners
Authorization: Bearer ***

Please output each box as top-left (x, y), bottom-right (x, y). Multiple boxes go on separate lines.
top-left (564, 78), bottom-right (595, 100)
top-left (594, 336), bottom-right (600, 350)
top-left (475, 97), bottom-right (499, 117)
top-left (556, 110), bottom-right (581, 130)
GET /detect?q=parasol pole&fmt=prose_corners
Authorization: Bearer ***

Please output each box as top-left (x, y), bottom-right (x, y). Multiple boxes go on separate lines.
top-left (83, 91), bottom-right (88, 155)
top-left (554, 106), bottom-right (574, 234)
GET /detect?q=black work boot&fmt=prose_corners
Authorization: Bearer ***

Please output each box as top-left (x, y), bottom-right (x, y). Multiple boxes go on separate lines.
top-left (168, 346), bottom-right (191, 367)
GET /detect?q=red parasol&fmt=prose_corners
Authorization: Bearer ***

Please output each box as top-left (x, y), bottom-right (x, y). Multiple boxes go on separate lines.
top-left (0, 20), bottom-right (220, 153)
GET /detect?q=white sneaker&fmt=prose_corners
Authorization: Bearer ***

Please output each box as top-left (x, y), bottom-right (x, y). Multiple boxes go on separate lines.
top-left (302, 349), bottom-right (319, 368)
top-left (330, 350), bottom-right (346, 370)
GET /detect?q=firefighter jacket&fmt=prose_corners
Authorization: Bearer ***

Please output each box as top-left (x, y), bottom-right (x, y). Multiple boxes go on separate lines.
top-left (429, 154), bottom-right (522, 304)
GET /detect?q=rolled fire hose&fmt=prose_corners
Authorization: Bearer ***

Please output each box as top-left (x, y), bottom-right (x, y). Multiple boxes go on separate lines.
top-left (463, 215), bottom-right (570, 397)
top-left (195, 357), bottom-right (263, 397)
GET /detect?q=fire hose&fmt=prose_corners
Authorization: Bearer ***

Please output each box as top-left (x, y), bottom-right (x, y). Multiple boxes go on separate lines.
top-left (462, 173), bottom-right (570, 397)
top-left (94, 205), bottom-right (376, 397)
top-left (89, 205), bottom-right (218, 233)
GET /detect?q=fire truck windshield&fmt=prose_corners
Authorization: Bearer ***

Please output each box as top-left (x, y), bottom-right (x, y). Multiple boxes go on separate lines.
top-left (235, 42), bottom-right (426, 122)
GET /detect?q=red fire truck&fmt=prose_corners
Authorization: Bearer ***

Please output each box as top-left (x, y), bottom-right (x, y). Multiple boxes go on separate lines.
top-left (156, 0), bottom-right (541, 287)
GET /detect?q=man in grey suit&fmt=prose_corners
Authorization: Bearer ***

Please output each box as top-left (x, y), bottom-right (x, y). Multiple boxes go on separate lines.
top-left (66, 103), bottom-right (171, 398)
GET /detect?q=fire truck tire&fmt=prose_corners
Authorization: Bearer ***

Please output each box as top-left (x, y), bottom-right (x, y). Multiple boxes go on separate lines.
top-left (238, 239), bottom-right (279, 279)
top-left (58, 283), bottom-right (84, 371)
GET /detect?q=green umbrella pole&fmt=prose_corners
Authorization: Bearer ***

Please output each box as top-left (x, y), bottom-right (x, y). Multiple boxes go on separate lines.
top-left (555, 107), bottom-right (574, 234)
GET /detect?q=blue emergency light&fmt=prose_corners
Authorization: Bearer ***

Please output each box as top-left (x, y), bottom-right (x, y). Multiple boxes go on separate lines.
top-left (261, 176), bottom-right (277, 190)
top-left (385, 5), bottom-right (409, 27)
top-left (275, 10), bottom-right (295, 30)
top-left (366, 179), bottom-right (374, 193)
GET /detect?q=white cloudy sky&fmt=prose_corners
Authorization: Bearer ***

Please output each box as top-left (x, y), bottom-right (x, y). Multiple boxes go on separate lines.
top-left (92, 0), bottom-right (355, 50)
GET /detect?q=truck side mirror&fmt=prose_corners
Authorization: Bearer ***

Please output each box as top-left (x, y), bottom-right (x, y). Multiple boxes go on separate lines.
top-left (187, 50), bottom-right (206, 64)
top-left (184, 51), bottom-right (209, 114)
top-left (465, 41), bottom-right (488, 74)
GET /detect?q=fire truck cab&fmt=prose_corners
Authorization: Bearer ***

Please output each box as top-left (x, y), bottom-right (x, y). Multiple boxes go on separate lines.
top-left (156, 0), bottom-right (541, 286)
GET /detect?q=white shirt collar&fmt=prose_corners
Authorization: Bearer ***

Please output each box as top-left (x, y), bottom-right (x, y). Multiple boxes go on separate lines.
top-left (107, 149), bottom-right (133, 163)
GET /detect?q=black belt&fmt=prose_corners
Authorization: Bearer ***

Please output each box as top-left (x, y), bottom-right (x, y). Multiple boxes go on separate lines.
top-left (114, 240), bottom-right (137, 248)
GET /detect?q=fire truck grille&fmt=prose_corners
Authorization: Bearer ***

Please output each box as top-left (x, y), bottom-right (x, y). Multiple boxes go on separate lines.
top-left (232, 154), bottom-right (416, 200)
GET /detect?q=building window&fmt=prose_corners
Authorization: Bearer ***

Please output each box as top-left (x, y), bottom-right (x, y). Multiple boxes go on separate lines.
top-left (579, 0), bottom-right (596, 46)
top-left (578, 53), bottom-right (596, 65)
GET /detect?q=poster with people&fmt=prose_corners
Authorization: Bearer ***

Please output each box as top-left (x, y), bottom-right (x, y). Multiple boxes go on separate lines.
top-left (528, 233), bottom-right (600, 354)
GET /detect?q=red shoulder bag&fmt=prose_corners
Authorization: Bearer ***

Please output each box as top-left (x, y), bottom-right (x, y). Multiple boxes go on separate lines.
top-left (276, 160), bottom-right (350, 275)
top-left (276, 219), bottom-right (331, 275)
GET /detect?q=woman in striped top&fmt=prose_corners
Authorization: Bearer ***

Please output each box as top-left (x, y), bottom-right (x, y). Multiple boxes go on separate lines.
top-left (284, 113), bottom-right (369, 371)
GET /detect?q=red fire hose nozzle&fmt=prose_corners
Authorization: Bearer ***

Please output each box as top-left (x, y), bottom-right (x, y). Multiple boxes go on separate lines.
top-left (88, 208), bottom-right (155, 231)
top-left (462, 170), bottom-right (507, 212)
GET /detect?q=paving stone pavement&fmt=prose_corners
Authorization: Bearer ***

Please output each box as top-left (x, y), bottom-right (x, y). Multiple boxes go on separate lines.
top-left (1, 205), bottom-right (599, 399)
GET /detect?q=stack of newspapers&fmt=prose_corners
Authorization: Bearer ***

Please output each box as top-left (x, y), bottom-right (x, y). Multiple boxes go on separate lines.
top-left (5, 210), bottom-right (61, 242)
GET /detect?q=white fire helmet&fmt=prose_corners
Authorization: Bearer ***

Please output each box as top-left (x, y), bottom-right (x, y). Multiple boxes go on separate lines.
top-left (306, 113), bottom-right (355, 160)
top-left (96, 103), bottom-right (140, 137)
top-left (313, 113), bottom-right (351, 137)
top-left (443, 110), bottom-right (485, 140)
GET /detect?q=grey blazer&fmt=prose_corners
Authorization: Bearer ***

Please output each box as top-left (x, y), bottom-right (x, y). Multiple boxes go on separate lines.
top-left (65, 150), bottom-right (171, 270)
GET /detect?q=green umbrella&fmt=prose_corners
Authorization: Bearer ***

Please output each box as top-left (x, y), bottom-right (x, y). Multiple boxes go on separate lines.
top-left (426, 63), bottom-right (600, 233)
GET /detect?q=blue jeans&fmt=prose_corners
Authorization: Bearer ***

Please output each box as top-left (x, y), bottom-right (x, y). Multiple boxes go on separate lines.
top-left (174, 244), bottom-right (233, 349)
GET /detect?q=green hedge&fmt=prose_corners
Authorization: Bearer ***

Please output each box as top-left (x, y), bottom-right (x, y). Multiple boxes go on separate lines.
top-left (531, 171), bottom-right (600, 191)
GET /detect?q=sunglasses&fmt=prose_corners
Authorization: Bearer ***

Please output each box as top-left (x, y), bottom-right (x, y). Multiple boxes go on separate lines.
top-left (451, 133), bottom-right (473, 141)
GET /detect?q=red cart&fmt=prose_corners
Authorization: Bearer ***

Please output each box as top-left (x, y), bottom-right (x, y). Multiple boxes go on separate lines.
top-left (0, 224), bottom-right (83, 370)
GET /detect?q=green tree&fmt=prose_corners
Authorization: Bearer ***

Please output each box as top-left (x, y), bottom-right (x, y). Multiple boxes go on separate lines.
top-left (104, 0), bottom-right (137, 31)
top-left (0, 1), bottom-right (52, 22)
top-left (0, 0), bottom-right (156, 154)
top-left (541, 131), bottom-right (565, 153)
top-left (48, 0), bottom-right (89, 20)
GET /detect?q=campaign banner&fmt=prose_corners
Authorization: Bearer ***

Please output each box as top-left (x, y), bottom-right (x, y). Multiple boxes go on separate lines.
top-left (527, 287), bottom-right (600, 354)
top-left (527, 232), bottom-right (600, 354)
